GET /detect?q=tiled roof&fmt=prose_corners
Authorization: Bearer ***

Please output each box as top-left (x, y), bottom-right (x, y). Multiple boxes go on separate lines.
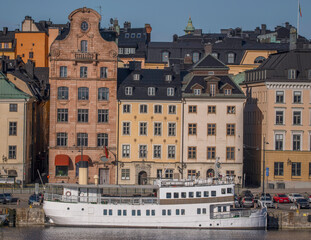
top-left (191, 54), bottom-right (228, 70)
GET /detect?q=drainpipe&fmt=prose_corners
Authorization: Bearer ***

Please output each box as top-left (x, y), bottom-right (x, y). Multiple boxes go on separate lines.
top-left (22, 100), bottom-right (27, 188)
top-left (116, 100), bottom-right (120, 185)
top-left (181, 99), bottom-right (185, 179)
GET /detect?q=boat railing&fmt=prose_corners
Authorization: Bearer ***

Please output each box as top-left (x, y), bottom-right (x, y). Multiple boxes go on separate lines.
top-left (210, 209), bottom-right (253, 219)
top-left (44, 193), bottom-right (159, 205)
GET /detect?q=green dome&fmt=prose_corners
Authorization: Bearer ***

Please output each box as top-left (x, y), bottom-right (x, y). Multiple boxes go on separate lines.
top-left (184, 17), bottom-right (195, 34)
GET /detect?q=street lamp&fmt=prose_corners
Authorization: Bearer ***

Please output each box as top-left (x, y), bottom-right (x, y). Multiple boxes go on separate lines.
top-left (263, 136), bottom-right (269, 196)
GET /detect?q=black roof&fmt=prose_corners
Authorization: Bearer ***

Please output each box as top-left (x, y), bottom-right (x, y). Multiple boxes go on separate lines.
top-left (191, 54), bottom-right (228, 70)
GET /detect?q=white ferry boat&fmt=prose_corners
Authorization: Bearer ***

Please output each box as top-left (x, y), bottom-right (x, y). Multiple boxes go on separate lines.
top-left (43, 179), bottom-right (267, 229)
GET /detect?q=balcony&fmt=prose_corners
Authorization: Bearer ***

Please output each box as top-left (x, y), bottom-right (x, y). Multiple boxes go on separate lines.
top-left (74, 52), bottom-right (98, 64)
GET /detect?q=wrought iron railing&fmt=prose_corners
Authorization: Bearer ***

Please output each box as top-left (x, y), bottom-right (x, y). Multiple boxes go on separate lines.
top-left (210, 209), bottom-right (254, 219)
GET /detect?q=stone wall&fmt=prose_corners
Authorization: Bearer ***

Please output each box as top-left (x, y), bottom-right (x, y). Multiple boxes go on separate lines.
top-left (268, 210), bottom-right (311, 229)
top-left (16, 208), bottom-right (45, 226)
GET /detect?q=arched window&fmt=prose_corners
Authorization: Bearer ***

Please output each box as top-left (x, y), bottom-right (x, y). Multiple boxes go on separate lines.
top-left (98, 87), bottom-right (109, 100)
top-left (81, 40), bottom-right (88, 52)
top-left (58, 87), bottom-right (69, 100)
top-left (78, 87), bottom-right (89, 100)
top-left (227, 53), bottom-right (235, 64)
top-left (254, 56), bottom-right (266, 64)
top-left (162, 51), bottom-right (169, 63)
top-left (192, 52), bottom-right (200, 63)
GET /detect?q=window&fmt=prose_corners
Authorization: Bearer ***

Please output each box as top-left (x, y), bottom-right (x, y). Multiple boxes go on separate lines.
top-left (208, 106), bottom-right (216, 114)
top-left (77, 109), bottom-right (88, 123)
top-left (154, 122), bottom-right (162, 136)
top-left (77, 133), bottom-right (88, 146)
top-left (8, 146), bottom-right (16, 159)
top-left (56, 166), bottom-right (68, 177)
top-left (227, 53), bottom-right (235, 63)
top-left (293, 111), bottom-right (301, 125)
top-left (207, 124), bottom-right (216, 136)
top-left (166, 193), bottom-right (171, 199)
top-left (275, 111), bottom-right (284, 125)
top-left (189, 192), bottom-right (194, 198)
top-left (153, 145), bottom-right (161, 158)
top-left (197, 208), bottom-right (201, 215)
top-left (162, 51), bottom-right (169, 63)
top-left (168, 123), bottom-right (176, 136)
top-left (118, 210), bottom-right (122, 216)
top-left (103, 209), bottom-right (108, 215)
top-left (187, 170), bottom-right (196, 180)
top-left (80, 67), bottom-right (88, 78)
top-left (226, 147), bottom-right (235, 160)
top-left (224, 89), bottom-right (232, 95)
top-left (192, 52), bottom-right (200, 63)
top-left (133, 74), bottom-right (140, 80)
top-left (165, 75), bottom-right (172, 81)
top-left (98, 109), bottom-right (109, 123)
top-left (168, 105), bottom-right (176, 114)
top-left (293, 134), bottom-right (301, 151)
top-left (207, 147), bottom-right (216, 159)
top-left (288, 69), bottom-right (296, 79)
top-left (194, 89), bottom-right (201, 95)
top-left (276, 91), bottom-right (284, 103)
top-left (275, 134), bottom-right (284, 150)
top-left (274, 162), bottom-right (284, 176)
top-left (123, 210), bottom-right (127, 216)
top-left (58, 87), bottom-right (69, 100)
top-left (121, 169), bottom-right (130, 180)
top-left (78, 87), bottom-right (89, 100)
top-left (181, 192), bottom-right (186, 198)
top-left (139, 122), bottom-right (147, 136)
top-left (57, 132), bottom-right (67, 146)
top-left (97, 133), bottom-right (108, 147)
top-left (211, 52), bottom-right (218, 59)
top-left (181, 209), bottom-right (185, 215)
top-left (226, 124), bottom-right (235, 136)
top-left (154, 105), bottom-right (162, 114)
top-left (227, 106), bottom-right (236, 114)
top-left (162, 210), bottom-right (166, 216)
top-left (118, 48), bottom-right (124, 54)
top-left (57, 109), bottom-right (68, 122)
top-left (176, 209), bottom-right (180, 215)
top-left (125, 87), bottom-right (133, 96)
top-left (292, 162), bottom-right (301, 176)
top-left (140, 104), bottom-right (148, 113)
top-left (81, 40), bottom-right (88, 52)
top-left (188, 105), bottom-right (197, 113)
top-left (211, 191), bottom-right (216, 197)
top-left (100, 67), bottom-right (108, 78)
top-left (98, 87), bottom-right (109, 101)
top-left (148, 87), bottom-right (155, 96)
top-left (157, 169), bottom-right (163, 178)
top-left (60, 66), bottom-right (67, 77)
top-left (9, 122), bottom-right (17, 136)
top-left (122, 145), bottom-right (130, 158)
top-left (139, 145), bottom-right (147, 158)
top-left (168, 145), bottom-right (175, 159)
top-left (122, 122), bottom-right (131, 135)
top-left (9, 104), bottom-right (17, 112)
top-left (29, 52), bottom-right (34, 58)
top-left (167, 88), bottom-right (174, 96)
top-left (188, 147), bottom-right (196, 159)
top-left (188, 123), bottom-right (197, 135)
top-left (165, 169), bottom-right (173, 179)
top-left (146, 210), bottom-right (150, 216)
top-left (254, 56), bottom-right (266, 64)
top-left (123, 104), bottom-right (131, 113)
top-left (152, 210), bottom-right (155, 216)
top-left (210, 84), bottom-right (216, 96)
top-left (293, 91), bottom-right (301, 103)
top-left (137, 210), bottom-right (141, 216)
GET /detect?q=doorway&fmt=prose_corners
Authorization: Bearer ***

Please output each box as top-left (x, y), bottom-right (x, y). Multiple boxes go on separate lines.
top-left (138, 171), bottom-right (147, 185)
top-left (99, 168), bottom-right (109, 184)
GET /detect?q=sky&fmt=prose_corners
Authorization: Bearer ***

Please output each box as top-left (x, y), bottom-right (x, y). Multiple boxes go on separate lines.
top-left (1, 0), bottom-right (310, 41)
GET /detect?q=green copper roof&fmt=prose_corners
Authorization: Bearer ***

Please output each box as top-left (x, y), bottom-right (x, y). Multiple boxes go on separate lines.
top-left (231, 72), bottom-right (245, 90)
top-left (184, 17), bottom-right (195, 34)
top-left (0, 72), bottom-right (30, 99)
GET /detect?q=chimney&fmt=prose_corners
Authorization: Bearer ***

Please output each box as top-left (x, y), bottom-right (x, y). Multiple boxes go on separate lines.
top-left (285, 22), bottom-right (290, 29)
top-left (289, 27), bottom-right (297, 50)
top-left (173, 34), bottom-right (178, 42)
top-left (129, 61), bottom-right (141, 71)
top-left (184, 54), bottom-right (193, 64)
top-left (25, 60), bottom-right (35, 79)
top-left (145, 24), bottom-right (152, 43)
top-left (124, 21), bottom-right (131, 30)
top-left (254, 27), bottom-right (260, 35)
top-left (3, 27), bottom-right (8, 35)
top-left (204, 43), bottom-right (212, 55)
top-left (261, 24), bottom-right (266, 35)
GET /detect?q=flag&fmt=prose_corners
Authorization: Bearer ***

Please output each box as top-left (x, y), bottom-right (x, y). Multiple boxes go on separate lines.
top-left (299, 3), bottom-right (302, 17)
top-left (104, 146), bottom-right (109, 158)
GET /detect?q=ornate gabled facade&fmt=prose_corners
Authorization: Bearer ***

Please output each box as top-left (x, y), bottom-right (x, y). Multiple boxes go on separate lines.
top-left (48, 7), bottom-right (118, 184)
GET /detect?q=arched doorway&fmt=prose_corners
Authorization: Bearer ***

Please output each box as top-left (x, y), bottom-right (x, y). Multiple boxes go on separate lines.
top-left (206, 169), bottom-right (215, 178)
top-left (138, 171), bottom-right (147, 185)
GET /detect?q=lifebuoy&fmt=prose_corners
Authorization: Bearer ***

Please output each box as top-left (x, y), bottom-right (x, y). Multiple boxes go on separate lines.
top-left (66, 191), bottom-right (71, 197)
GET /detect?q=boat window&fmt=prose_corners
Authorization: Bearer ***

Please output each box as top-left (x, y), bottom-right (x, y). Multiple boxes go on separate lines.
top-left (162, 209), bottom-right (166, 216)
top-left (197, 208), bottom-right (201, 214)
top-left (221, 188), bottom-right (226, 194)
top-left (132, 210), bottom-right (136, 216)
top-left (137, 210), bottom-right (141, 216)
top-left (196, 192), bottom-right (201, 198)
top-left (189, 192), bottom-right (194, 198)
top-left (204, 191), bottom-right (209, 197)
top-left (181, 209), bottom-right (185, 215)
top-left (152, 210), bottom-right (155, 216)
top-left (123, 210), bottom-right (127, 216)
top-left (217, 206), bottom-right (222, 212)
top-left (227, 188), bottom-right (232, 194)
top-left (166, 193), bottom-right (172, 199)
top-left (181, 192), bottom-right (187, 198)
top-left (223, 206), bottom-right (227, 212)
top-left (202, 208), bottom-right (207, 214)
top-left (174, 192), bottom-right (179, 199)
top-left (168, 209), bottom-right (171, 216)
top-left (146, 210), bottom-right (150, 216)
top-left (103, 209), bottom-right (108, 215)
top-left (176, 209), bottom-right (180, 215)
top-left (211, 191), bottom-right (216, 197)
top-left (118, 210), bottom-right (121, 216)
top-left (109, 209), bottom-right (112, 216)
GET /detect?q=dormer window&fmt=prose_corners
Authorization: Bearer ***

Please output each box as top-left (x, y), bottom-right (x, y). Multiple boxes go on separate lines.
top-left (192, 52), bottom-right (200, 63)
top-left (165, 75), bottom-right (172, 81)
top-left (211, 53), bottom-right (218, 59)
top-left (194, 89), bottom-right (201, 95)
top-left (162, 51), bottom-right (169, 63)
top-left (288, 69), bottom-right (296, 79)
top-left (224, 89), bottom-right (232, 95)
top-left (133, 74), bottom-right (140, 80)
top-left (167, 88), bottom-right (174, 96)
top-left (210, 84), bottom-right (216, 97)
top-left (125, 87), bottom-right (133, 96)
top-left (148, 87), bottom-right (155, 96)
top-left (227, 53), bottom-right (235, 64)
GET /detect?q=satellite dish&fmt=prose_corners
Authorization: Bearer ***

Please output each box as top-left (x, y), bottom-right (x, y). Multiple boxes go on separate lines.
top-left (110, 18), bottom-right (113, 25)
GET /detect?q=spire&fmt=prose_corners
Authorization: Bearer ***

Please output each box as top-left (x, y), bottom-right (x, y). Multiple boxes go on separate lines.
top-left (184, 16), bottom-right (195, 34)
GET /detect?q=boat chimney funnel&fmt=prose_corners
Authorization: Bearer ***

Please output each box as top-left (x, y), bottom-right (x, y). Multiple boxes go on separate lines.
top-left (79, 161), bottom-right (88, 185)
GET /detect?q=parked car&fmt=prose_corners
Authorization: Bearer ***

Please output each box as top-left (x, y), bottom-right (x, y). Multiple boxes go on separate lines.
top-left (241, 197), bottom-right (254, 208)
top-left (240, 190), bottom-right (253, 198)
top-left (309, 195), bottom-right (311, 203)
top-left (3, 193), bottom-right (12, 203)
top-left (0, 194), bottom-right (6, 204)
top-left (260, 196), bottom-right (274, 208)
top-left (28, 193), bottom-right (43, 205)
top-left (273, 194), bottom-right (290, 203)
top-left (288, 193), bottom-right (304, 203)
top-left (295, 198), bottom-right (310, 209)
top-left (260, 193), bottom-right (272, 198)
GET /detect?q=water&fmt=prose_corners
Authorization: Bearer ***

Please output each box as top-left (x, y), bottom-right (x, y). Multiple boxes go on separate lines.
top-left (1, 227), bottom-right (311, 240)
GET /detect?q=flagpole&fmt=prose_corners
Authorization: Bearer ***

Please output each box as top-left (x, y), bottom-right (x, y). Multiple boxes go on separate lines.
top-left (297, 0), bottom-right (300, 39)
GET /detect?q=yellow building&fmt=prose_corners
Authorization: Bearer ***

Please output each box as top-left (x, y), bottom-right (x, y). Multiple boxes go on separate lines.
top-left (0, 28), bottom-right (16, 59)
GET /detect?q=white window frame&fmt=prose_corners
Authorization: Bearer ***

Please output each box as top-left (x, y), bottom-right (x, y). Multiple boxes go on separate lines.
top-left (288, 69), bottom-right (296, 79)
top-left (139, 104), bottom-right (148, 114)
top-left (153, 144), bottom-right (162, 159)
top-left (123, 104), bottom-right (131, 114)
top-left (274, 131), bottom-right (285, 151)
top-left (168, 105), bottom-right (176, 114)
top-left (275, 108), bottom-right (285, 125)
top-left (122, 122), bottom-right (131, 136)
top-left (275, 90), bottom-right (285, 103)
top-left (154, 122), bottom-right (162, 136)
top-left (154, 104), bottom-right (162, 114)
top-left (138, 122), bottom-right (148, 136)
top-left (194, 89), bottom-right (201, 95)
top-left (122, 144), bottom-right (131, 158)
top-left (292, 109), bottom-right (302, 126)
top-left (121, 169), bottom-right (130, 180)
top-left (293, 91), bottom-right (302, 104)
top-left (138, 144), bottom-right (148, 159)
top-left (125, 87), bottom-right (133, 96)
top-left (168, 122), bottom-right (176, 137)
top-left (148, 87), bottom-right (155, 96)
top-left (133, 74), bottom-right (140, 80)
top-left (167, 88), bottom-right (174, 96)
top-left (291, 131), bottom-right (303, 151)
top-left (167, 145), bottom-right (176, 159)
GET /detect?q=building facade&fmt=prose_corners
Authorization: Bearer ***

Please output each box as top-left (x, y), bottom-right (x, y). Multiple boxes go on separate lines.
top-left (48, 7), bottom-right (118, 184)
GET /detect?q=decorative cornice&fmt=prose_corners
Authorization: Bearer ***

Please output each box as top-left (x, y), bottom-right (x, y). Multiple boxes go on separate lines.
top-left (266, 82), bottom-right (311, 89)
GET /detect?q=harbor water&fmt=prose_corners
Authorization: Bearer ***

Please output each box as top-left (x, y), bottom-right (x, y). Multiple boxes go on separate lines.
top-left (1, 227), bottom-right (311, 240)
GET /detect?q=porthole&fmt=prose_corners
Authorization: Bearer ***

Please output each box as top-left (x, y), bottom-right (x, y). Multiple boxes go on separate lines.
top-left (81, 208), bottom-right (84, 211)
top-left (67, 207), bottom-right (70, 210)
top-left (81, 21), bottom-right (88, 31)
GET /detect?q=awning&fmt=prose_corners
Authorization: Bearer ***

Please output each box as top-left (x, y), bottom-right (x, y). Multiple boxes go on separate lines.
top-left (75, 155), bottom-right (91, 164)
top-left (55, 155), bottom-right (70, 166)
